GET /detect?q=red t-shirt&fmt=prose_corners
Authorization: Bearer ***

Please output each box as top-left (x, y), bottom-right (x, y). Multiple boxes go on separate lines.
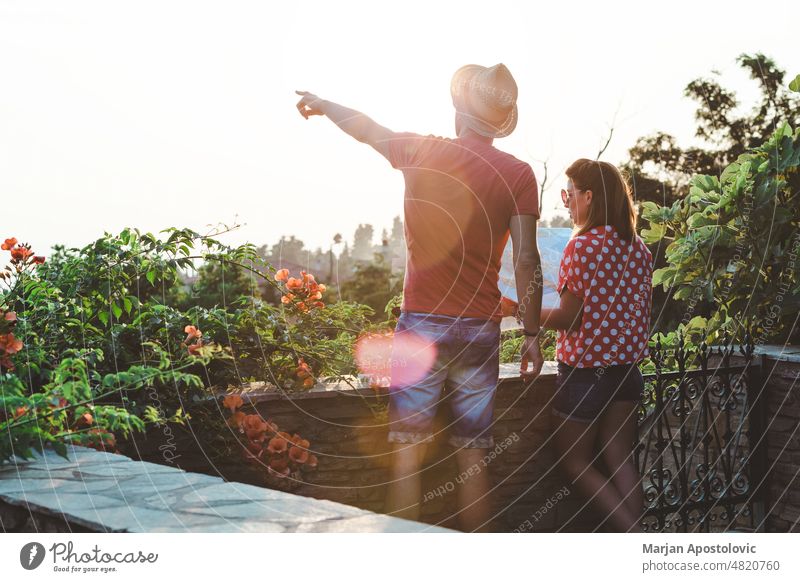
top-left (556, 225), bottom-right (653, 367)
top-left (387, 132), bottom-right (540, 322)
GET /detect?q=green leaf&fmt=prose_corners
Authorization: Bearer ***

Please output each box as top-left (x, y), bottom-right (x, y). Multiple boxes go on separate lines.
top-left (640, 201), bottom-right (660, 219)
top-left (652, 267), bottom-right (676, 288)
top-left (146, 270), bottom-right (156, 286)
top-left (52, 440), bottom-right (69, 460)
top-left (789, 74), bottom-right (800, 93)
top-left (111, 302), bottom-right (122, 319)
top-left (641, 223), bottom-right (666, 244)
top-left (98, 311), bottom-right (109, 326)
top-left (674, 286), bottom-right (695, 301)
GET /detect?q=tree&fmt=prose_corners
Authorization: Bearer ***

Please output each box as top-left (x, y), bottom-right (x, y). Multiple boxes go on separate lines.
top-left (183, 260), bottom-right (257, 310)
top-left (624, 54), bottom-right (800, 208)
top-left (339, 255), bottom-right (403, 322)
top-left (268, 235), bottom-right (306, 265)
top-left (352, 223), bottom-right (375, 262)
top-left (642, 120), bottom-right (800, 345)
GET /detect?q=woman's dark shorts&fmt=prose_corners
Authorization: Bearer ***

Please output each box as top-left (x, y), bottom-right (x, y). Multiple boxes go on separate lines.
top-left (553, 360), bottom-right (644, 423)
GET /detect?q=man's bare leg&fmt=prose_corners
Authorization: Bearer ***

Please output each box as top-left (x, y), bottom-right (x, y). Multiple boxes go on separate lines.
top-left (385, 442), bottom-right (427, 521)
top-left (455, 447), bottom-right (493, 532)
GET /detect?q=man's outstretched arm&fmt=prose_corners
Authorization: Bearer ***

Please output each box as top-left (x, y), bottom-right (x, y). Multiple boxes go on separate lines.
top-left (296, 91), bottom-right (395, 161)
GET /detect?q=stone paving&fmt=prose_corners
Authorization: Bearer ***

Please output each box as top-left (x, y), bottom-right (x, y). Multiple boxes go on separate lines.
top-left (0, 444), bottom-right (452, 533)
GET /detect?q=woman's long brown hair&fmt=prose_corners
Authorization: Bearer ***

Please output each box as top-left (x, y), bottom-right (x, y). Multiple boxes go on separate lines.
top-left (565, 159), bottom-right (636, 243)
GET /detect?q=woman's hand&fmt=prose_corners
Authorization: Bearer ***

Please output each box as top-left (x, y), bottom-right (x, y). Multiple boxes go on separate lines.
top-left (520, 336), bottom-right (544, 380)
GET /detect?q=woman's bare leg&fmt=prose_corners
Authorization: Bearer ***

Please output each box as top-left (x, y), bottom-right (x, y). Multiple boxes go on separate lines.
top-left (551, 412), bottom-right (640, 532)
top-left (597, 400), bottom-right (644, 531)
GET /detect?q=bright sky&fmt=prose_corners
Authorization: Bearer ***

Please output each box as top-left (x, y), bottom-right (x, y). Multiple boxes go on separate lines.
top-left (1, 0), bottom-right (798, 256)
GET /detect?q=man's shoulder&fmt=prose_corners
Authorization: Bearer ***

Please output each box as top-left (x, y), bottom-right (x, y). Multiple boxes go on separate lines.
top-left (487, 146), bottom-right (536, 181)
top-left (392, 131), bottom-right (446, 142)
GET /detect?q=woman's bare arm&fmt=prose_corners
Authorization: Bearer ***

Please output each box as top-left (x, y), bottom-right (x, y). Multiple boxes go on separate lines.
top-left (539, 289), bottom-right (583, 332)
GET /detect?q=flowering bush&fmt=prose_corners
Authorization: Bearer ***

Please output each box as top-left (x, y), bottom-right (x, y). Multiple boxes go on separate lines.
top-left (2, 225), bottom-right (378, 479)
top-left (1, 239), bottom-right (165, 462)
top-left (275, 268), bottom-right (326, 313)
top-left (222, 394), bottom-right (317, 489)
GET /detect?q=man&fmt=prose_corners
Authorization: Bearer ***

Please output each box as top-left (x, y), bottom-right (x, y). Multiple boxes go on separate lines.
top-left (295, 63), bottom-right (543, 531)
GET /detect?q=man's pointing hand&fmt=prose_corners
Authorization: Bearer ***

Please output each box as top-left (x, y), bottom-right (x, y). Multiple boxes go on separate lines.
top-left (295, 90), bottom-right (325, 119)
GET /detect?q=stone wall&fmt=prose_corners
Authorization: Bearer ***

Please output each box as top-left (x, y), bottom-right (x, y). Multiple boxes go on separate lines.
top-left (759, 352), bottom-right (800, 532)
top-left (117, 364), bottom-right (600, 532)
top-left (115, 351), bottom-right (800, 533)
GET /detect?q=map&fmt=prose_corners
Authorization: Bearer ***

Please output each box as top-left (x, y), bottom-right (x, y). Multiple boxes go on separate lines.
top-left (498, 227), bottom-right (572, 310)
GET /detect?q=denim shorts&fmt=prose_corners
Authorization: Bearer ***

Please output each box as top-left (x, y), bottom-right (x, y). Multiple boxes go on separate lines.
top-left (552, 360), bottom-right (644, 423)
top-left (387, 310), bottom-right (500, 449)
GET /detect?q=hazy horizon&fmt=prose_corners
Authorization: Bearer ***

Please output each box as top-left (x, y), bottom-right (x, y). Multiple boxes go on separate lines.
top-left (1, 0), bottom-right (798, 256)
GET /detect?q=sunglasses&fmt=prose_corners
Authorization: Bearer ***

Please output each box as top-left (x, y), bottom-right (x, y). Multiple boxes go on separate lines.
top-left (560, 187), bottom-right (584, 204)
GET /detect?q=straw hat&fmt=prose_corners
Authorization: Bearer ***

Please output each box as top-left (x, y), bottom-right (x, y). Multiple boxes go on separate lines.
top-left (450, 63), bottom-right (518, 138)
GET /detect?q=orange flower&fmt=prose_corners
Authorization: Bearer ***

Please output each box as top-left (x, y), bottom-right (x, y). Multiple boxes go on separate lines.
top-left (313, 301), bottom-right (324, 309)
top-left (10, 246), bottom-right (33, 262)
top-left (291, 435), bottom-right (310, 449)
top-left (241, 414), bottom-right (268, 440)
top-left (318, 284), bottom-right (326, 293)
top-left (268, 457), bottom-right (290, 477)
top-left (267, 435), bottom-right (289, 454)
top-left (274, 268), bottom-right (290, 282)
top-left (301, 271), bottom-right (316, 284)
top-left (1, 238), bottom-right (17, 251)
top-left (310, 291), bottom-right (323, 301)
top-left (281, 293), bottom-right (294, 304)
top-left (33, 256), bottom-right (45, 265)
top-left (307, 454), bottom-right (318, 468)
top-left (0, 333), bottom-right (23, 355)
top-left (4, 311), bottom-right (17, 323)
top-left (285, 277), bottom-right (304, 292)
top-left (223, 394), bottom-right (244, 411)
top-left (13, 406), bottom-right (28, 419)
top-left (296, 302), bottom-right (308, 312)
top-left (227, 410), bottom-right (246, 428)
top-left (289, 446), bottom-right (309, 464)
top-left (78, 412), bottom-right (93, 426)
top-left (187, 342), bottom-right (203, 355)
top-left (184, 325), bottom-right (202, 342)
top-left (302, 377), bottom-right (315, 388)
top-left (295, 358), bottom-right (312, 379)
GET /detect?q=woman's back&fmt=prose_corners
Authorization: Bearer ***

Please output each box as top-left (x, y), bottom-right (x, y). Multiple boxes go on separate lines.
top-left (555, 224), bottom-right (653, 367)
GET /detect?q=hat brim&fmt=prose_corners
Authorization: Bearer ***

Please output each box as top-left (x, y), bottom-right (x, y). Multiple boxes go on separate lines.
top-left (450, 64), bottom-right (518, 138)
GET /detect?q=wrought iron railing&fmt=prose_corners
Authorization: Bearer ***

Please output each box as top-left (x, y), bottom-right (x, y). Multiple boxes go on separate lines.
top-left (634, 329), bottom-right (768, 532)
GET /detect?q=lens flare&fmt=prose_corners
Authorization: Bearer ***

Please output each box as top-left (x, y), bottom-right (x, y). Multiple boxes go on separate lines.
top-left (354, 330), bottom-right (437, 389)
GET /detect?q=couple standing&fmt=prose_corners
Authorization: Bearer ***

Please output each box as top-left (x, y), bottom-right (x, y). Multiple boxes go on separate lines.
top-left (296, 63), bottom-right (653, 532)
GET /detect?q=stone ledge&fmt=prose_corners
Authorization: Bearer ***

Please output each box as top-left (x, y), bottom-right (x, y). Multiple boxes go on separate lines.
top-left (0, 444), bottom-right (453, 533)
top-left (215, 361), bottom-right (558, 403)
top-left (213, 345), bottom-right (796, 404)
top-left (755, 345), bottom-right (800, 364)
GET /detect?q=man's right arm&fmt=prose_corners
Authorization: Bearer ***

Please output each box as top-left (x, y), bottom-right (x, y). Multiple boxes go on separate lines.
top-left (509, 214), bottom-right (544, 379)
top-left (295, 91), bottom-right (396, 161)
top-left (509, 215), bottom-right (542, 333)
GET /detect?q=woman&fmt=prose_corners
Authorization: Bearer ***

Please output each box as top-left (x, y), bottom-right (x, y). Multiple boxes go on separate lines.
top-left (539, 158), bottom-right (653, 532)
